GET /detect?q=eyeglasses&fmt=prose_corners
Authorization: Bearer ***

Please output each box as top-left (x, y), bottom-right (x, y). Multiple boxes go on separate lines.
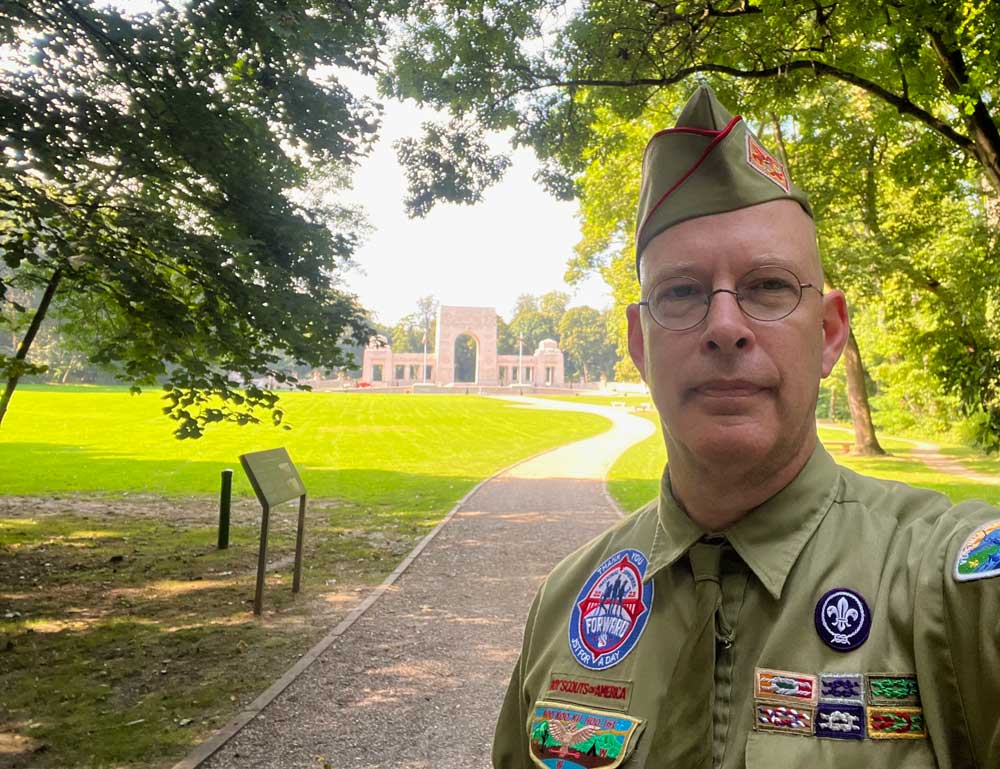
top-left (638, 265), bottom-right (823, 331)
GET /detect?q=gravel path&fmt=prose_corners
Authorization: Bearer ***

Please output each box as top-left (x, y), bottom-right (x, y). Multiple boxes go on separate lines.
top-left (190, 399), bottom-right (654, 769)
top-left (906, 443), bottom-right (1000, 485)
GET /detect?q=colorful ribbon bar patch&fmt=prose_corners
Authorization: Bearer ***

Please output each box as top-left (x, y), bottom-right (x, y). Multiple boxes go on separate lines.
top-left (754, 668), bottom-right (817, 705)
top-left (867, 706), bottom-right (927, 739)
top-left (754, 703), bottom-right (815, 736)
top-left (819, 673), bottom-right (864, 704)
top-left (529, 700), bottom-right (644, 769)
top-left (815, 702), bottom-right (866, 740)
top-left (866, 674), bottom-right (920, 707)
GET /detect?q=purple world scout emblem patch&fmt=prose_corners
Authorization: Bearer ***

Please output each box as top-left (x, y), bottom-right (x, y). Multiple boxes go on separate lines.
top-left (569, 549), bottom-right (653, 671)
top-left (814, 587), bottom-right (871, 652)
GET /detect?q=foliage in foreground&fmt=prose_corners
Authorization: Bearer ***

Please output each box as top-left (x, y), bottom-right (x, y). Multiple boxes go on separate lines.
top-left (0, 1), bottom-right (394, 436)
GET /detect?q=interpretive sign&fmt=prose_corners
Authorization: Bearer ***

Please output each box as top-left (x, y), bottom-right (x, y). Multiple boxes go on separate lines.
top-left (239, 447), bottom-right (307, 615)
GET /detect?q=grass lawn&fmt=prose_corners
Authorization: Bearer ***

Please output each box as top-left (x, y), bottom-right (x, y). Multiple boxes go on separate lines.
top-left (0, 386), bottom-right (610, 769)
top-left (601, 407), bottom-right (1000, 512)
top-left (607, 413), bottom-right (665, 513)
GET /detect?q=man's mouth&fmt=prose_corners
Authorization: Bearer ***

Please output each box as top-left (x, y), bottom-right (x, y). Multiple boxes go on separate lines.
top-left (693, 380), bottom-right (767, 397)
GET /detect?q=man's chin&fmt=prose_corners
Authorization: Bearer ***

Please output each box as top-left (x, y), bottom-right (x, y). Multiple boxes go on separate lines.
top-left (677, 422), bottom-right (778, 467)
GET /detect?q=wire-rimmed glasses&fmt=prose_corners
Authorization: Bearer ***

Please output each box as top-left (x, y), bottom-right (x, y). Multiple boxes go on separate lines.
top-left (638, 265), bottom-right (823, 332)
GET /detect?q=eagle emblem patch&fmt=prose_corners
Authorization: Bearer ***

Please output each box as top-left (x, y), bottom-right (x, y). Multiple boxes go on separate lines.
top-left (746, 133), bottom-right (790, 192)
top-left (955, 519), bottom-right (1000, 581)
top-left (568, 549), bottom-right (653, 671)
top-left (529, 700), bottom-right (645, 769)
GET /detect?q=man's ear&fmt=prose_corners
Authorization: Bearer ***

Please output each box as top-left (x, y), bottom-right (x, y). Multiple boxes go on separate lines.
top-left (820, 289), bottom-right (850, 377)
top-left (626, 303), bottom-right (647, 382)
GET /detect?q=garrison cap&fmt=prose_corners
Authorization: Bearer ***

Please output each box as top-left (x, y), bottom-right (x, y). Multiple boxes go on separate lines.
top-left (634, 85), bottom-right (812, 278)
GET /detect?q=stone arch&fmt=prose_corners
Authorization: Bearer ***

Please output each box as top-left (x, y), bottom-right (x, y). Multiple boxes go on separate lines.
top-left (434, 306), bottom-right (498, 386)
top-left (453, 332), bottom-right (479, 383)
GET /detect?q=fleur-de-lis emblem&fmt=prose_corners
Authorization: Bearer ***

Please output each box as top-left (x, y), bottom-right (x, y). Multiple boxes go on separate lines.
top-left (815, 588), bottom-right (871, 651)
top-left (826, 596), bottom-right (859, 632)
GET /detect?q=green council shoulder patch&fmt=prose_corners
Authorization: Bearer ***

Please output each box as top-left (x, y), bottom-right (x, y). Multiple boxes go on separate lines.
top-left (955, 519), bottom-right (1000, 582)
top-left (528, 700), bottom-right (645, 769)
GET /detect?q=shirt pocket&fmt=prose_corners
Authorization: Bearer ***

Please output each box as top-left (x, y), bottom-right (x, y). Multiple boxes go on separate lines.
top-left (527, 699), bottom-right (646, 769)
top-left (745, 730), bottom-right (940, 768)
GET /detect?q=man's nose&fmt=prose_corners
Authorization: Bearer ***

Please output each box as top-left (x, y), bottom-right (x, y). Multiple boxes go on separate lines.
top-left (700, 289), bottom-right (755, 352)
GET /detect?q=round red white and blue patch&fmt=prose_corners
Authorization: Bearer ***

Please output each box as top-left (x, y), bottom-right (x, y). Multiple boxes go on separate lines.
top-left (568, 549), bottom-right (653, 671)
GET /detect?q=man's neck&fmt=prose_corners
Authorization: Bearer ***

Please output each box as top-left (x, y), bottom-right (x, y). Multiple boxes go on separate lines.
top-left (667, 439), bottom-right (816, 532)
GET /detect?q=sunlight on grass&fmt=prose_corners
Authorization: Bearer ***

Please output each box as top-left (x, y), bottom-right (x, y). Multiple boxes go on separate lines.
top-left (607, 420), bottom-right (1000, 512)
top-left (108, 579), bottom-right (235, 598)
top-left (0, 387), bottom-right (614, 769)
top-left (0, 386), bottom-right (609, 501)
top-left (607, 413), bottom-right (665, 513)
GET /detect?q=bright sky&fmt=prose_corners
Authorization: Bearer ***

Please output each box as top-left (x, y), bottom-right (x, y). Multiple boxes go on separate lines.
top-left (339, 98), bottom-right (612, 326)
top-left (97, 1), bottom-right (613, 327)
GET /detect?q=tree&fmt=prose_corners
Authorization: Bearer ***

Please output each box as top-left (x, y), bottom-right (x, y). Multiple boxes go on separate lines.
top-left (386, 1), bottom-right (1000, 201)
top-left (789, 83), bottom-right (998, 450)
top-left (506, 290), bottom-right (567, 353)
top-left (558, 306), bottom-right (616, 383)
top-left (0, 1), bottom-right (389, 437)
top-left (389, 295), bottom-right (438, 353)
top-left (385, 4), bottom-right (1000, 447)
top-left (496, 314), bottom-right (517, 355)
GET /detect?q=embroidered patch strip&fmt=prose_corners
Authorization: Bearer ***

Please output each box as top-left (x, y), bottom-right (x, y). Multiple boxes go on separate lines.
top-left (866, 674), bottom-right (920, 706)
top-left (547, 674), bottom-right (633, 710)
top-left (529, 700), bottom-right (645, 769)
top-left (867, 706), bottom-right (926, 739)
top-left (753, 702), bottom-right (814, 736)
top-left (819, 673), bottom-right (864, 704)
top-left (815, 702), bottom-right (865, 740)
top-left (754, 668), bottom-right (817, 705)
top-left (955, 518), bottom-right (1000, 582)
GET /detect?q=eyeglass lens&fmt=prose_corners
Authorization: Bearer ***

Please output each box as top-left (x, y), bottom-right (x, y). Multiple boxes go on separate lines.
top-left (646, 265), bottom-right (805, 330)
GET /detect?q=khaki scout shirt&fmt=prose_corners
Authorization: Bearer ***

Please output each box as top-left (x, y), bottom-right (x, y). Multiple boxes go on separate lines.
top-left (492, 444), bottom-right (1000, 768)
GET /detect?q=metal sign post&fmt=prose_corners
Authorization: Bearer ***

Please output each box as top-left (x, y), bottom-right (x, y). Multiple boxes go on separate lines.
top-left (238, 447), bottom-right (307, 616)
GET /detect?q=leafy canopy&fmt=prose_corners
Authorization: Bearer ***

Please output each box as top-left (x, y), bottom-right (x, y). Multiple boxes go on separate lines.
top-left (0, 0), bottom-right (394, 436)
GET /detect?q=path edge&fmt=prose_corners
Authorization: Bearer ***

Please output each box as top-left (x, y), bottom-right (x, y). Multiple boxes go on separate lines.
top-left (168, 436), bottom-right (607, 769)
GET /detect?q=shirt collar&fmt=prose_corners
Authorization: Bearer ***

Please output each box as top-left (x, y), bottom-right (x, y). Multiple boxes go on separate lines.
top-left (645, 442), bottom-right (841, 599)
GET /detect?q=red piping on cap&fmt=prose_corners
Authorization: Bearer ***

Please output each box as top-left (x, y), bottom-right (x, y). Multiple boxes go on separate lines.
top-left (637, 115), bottom-right (743, 249)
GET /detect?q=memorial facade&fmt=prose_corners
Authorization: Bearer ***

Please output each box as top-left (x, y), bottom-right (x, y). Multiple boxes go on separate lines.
top-left (360, 305), bottom-right (565, 387)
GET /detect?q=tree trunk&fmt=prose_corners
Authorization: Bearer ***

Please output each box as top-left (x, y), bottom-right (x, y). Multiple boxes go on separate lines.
top-left (60, 355), bottom-right (77, 384)
top-left (928, 29), bottom-right (1000, 195)
top-left (0, 268), bottom-right (63, 428)
top-left (842, 327), bottom-right (885, 455)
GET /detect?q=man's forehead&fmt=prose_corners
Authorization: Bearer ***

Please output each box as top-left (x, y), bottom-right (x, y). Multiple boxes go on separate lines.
top-left (638, 200), bottom-right (819, 285)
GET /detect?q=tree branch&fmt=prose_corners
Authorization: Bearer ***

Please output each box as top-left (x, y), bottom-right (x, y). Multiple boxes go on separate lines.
top-left (531, 60), bottom-right (974, 153)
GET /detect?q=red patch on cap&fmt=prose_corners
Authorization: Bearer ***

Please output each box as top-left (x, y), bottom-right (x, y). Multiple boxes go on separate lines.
top-left (745, 133), bottom-right (789, 193)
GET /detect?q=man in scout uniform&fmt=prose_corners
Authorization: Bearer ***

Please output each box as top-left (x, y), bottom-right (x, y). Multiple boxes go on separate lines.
top-left (492, 85), bottom-right (1000, 769)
